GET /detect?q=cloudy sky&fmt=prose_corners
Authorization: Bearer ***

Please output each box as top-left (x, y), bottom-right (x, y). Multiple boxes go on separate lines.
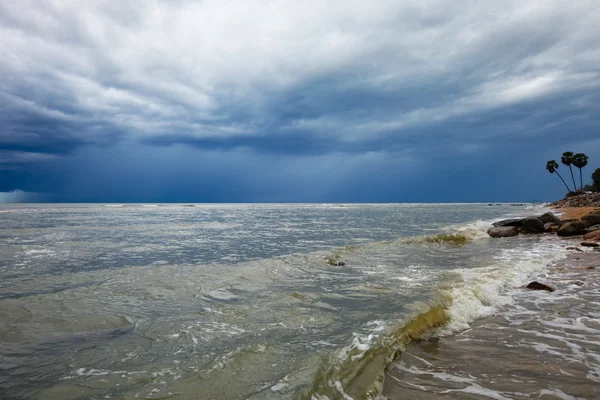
top-left (1, 0), bottom-right (599, 202)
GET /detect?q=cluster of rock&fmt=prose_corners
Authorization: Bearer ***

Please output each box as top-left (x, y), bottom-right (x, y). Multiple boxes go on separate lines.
top-left (488, 209), bottom-right (600, 292)
top-left (549, 192), bottom-right (600, 208)
top-left (487, 210), bottom-right (600, 242)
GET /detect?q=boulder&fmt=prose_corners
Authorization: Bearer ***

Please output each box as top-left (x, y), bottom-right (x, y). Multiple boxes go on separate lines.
top-left (538, 212), bottom-right (562, 225)
top-left (581, 242), bottom-right (600, 248)
top-left (559, 219), bottom-right (578, 226)
top-left (526, 281), bottom-right (555, 292)
top-left (521, 217), bottom-right (545, 234)
top-left (582, 212), bottom-right (600, 226)
top-left (487, 226), bottom-right (519, 238)
top-left (557, 220), bottom-right (591, 236)
top-left (491, 218), bottom-right (524, 227)
top-left (583, 230), bottom-right (600, 241)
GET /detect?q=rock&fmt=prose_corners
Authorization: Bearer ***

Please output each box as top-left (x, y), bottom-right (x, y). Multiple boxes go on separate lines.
top-left (584, 224), bottom-right (600, 234)
top-left (538, 212), bottom-right (562, 225)
top-left (559, 219), bottom-right (578, 226)
top-left (588, 266), bottom-right (596, 270)
top-left (521, 217), bottom-right (545, 234)
top-left (583, 230), bottom-right (600, 241)
top-left (491, 218), bottom-right (524, 227)
top-left (566, 246), bottom-right (584, 252)
top-left (526, 281), bottom-right (555, 292)
top-left (332, 261), bottom-right (345, 266)
top-left (557, 220), bottom-right (591, 236)
top-left (581, 242), bottom-right (600, 247)
top-left (582, 212), bottom-right (600, 226)
top-left (487, 226), bottom-right (519, 238)
top-left (543, 222), bottom-right (559, 232)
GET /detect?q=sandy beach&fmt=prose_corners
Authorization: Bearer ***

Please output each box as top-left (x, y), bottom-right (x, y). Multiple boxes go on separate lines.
top-left (553, 206), bottom-right (599, 221)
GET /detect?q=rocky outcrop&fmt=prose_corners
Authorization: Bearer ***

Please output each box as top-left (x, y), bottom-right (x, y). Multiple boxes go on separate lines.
top-left (487, 226), bottom-right (519, 238)
top-left (557, 220), bottom-right (591, 237)
top-left (550, 192), bottom-right (600, 208)
top-left (521, 217), bottom-right (545, 234)
top-left (488, 212), bottom-right (563, 238)
top-left (526, 281), bottom-right (555, 292)
top-left (491, 218), bottom-right (524, 227)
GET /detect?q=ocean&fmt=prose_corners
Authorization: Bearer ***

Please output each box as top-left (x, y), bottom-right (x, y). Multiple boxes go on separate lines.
top-left (0, 203), bottom-right (596, 399)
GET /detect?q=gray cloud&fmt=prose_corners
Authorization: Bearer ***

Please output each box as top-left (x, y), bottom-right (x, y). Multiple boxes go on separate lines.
top-left (1, 0), bottom-right (599, 168)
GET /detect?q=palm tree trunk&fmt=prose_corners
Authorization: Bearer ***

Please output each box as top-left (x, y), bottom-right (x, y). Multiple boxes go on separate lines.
top-left (555, 171), bottom-right (572, 193)
top-left (579, 168), bottom-right (583, 190)
top-left (569, 166), bottom-right (577, 191)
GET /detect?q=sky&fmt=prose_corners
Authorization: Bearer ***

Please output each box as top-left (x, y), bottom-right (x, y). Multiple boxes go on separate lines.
top-left (1, 0), bottom-right (599, 203)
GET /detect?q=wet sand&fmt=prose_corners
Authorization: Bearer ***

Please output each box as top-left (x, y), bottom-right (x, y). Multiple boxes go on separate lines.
top-left (383, 249), bottom-right (600, 399)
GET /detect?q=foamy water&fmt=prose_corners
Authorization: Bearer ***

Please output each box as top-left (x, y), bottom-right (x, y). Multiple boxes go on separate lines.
top-left (384, 249), bottom-right (600, 400)
top-left (0, 203), bottom-right (588, 399)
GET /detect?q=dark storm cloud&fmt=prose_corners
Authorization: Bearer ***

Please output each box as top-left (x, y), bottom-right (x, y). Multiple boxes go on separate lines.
top-left (1, 0), bottom-right (599, 200)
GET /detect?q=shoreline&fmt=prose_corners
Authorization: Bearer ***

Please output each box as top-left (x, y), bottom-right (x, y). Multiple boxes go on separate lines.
top-left (383, 206), bottom-right (600, 399)
top-left (384, 248), bottom-right (600, 400)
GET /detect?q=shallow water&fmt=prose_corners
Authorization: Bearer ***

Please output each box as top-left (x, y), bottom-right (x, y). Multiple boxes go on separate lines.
top-left (384, 251), bottom-right (600, 400)
top-left (0, 203), bottom-right (582, 399)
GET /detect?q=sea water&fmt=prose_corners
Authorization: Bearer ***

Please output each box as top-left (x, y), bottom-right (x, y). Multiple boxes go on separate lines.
top-left (0, 203), bottom-right (593, 399)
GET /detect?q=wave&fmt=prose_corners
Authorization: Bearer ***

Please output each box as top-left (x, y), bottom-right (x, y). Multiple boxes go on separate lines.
top-left (306, 301), bottom-right (450, 400)
top-left (400, 233), bottom-right (472, 246)
top-left (305, 237), bottom-right (567, 399)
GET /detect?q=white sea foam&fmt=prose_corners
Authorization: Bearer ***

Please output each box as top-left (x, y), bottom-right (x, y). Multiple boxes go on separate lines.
top-left (335, 320), bottom-right (390, 363)
top-left (394, 362), bottom-right (513, 400)
top-left (453, 219), bottom-right (497, 241)
top-left (438, 240), bottom-right (567, 336)
top-left (203, 289), bottom-right (239, 301)
top-left (537, 389), bottom-right (582, 400)
top-left (23, 248), bottom-right (55, 256)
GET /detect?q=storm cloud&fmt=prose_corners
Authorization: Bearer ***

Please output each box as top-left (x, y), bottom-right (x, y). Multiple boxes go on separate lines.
top-left (1, 1), bottom-right (599, 201)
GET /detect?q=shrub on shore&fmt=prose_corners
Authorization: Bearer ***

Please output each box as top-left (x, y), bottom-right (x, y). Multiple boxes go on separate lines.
top-left (593, 168), bottom-right (600, 192)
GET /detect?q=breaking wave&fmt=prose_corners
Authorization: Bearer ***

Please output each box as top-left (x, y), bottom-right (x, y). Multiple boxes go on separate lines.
top-left (306, 236), bottom-right (567, 399)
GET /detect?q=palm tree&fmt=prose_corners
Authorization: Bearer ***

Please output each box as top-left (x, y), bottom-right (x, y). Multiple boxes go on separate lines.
top-left (561, 152), bottom-right (577, 192)
top-left (546, 160), bottom-right (572, 194)
top-left (572, 153), bottom-right (588, 191)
